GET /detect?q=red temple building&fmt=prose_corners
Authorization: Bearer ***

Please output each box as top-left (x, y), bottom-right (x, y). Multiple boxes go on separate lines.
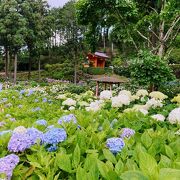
top-left (87, 52), bottom-right (109, 68)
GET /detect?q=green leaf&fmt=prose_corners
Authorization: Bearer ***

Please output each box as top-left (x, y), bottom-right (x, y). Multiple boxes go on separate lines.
top-left (73, 144), bottom-right (81, 168)
top-left (159, 168), bottom-right (180, 180)
top-left (56, 153), bottom-right (72, 173)
top-left (115, 159), bottom-right (124, 175)
top-left (158, 155), bottom-right (172, 168)
top-left (103, 149), bottom-right (117, 164)
top-left (97, 160), bottom-right (109, 178)
top-left (121, 170), bottom-right (149, 180)
top-left (165, 145), bottom-right (174, 160)
top-left (76, 166), bottom-right (87, 180)
top-left (139, 152), bottom-right (159, 180)
top-left (141, 131), bottom-right (152, 149)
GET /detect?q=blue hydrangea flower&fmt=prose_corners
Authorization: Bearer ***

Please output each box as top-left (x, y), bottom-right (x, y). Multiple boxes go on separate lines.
top-left (34, 99), bottom-right (39, 102)
top-left (0, 154), bottom-right (19, 180)
top-left (106, 137), bottom-right (125, 154)
top-left (27, 89), bottom-right (34, 96)
top-left (8, 128), bottom-right (43, 152)
top-left (35, 119), bottom-right (47, 126)
top-left (42, 128), bottom-right (67, 145)
top-left (32, 107), bottom-right (41, 112)
top-left (58, 114), bottom-right (77, 125)
top-left (19, 89), bottom-right (25, 94)
top-left (0, 83), bottom-right (2, 92)
top-left (42, 98), bottom-right (47, 102)
top-left (120, 128), bottom-right (135, 139)
top-left (46, 144), bottom-right (58, 152)
top-left (46, 125), bottom-right (55, 130)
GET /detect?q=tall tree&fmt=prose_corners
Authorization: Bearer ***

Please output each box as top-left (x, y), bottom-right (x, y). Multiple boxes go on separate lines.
top-left (20, 0), bottom-right (53, 79)
top-left (0, 0), bottom-right (27, 83)
top-left (76, 0), bottom-right (180, 58)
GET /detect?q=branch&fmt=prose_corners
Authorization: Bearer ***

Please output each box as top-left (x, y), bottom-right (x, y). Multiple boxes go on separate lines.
top-left (163, 15), bottom-right (180, 42)
top-left (137, 30), bottom-right (154, 48)
top-left (167, 26), bottom-right (180, 48)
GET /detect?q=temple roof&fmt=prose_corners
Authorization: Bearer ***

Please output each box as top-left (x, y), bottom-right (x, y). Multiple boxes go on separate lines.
top-left (94, 52), bottom-right (109, 58)
top-left (92, 75), bottom-right (129, 83)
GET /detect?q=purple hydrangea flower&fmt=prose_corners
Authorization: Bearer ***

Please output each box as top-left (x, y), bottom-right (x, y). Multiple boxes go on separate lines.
top-left (35, 119), bottom-right (47, 126)
top-left (9, 118), bottom-right (16, 122)
top-left (42, 128), bottom-right (67, 145)
top-left (58, 114), bottom-right (77, 125)
top-left (0, 83), bottom-right (2, 92)
top-left (8, 128), bottom-right (43, 152)
top-left (27, 89), bottom-right (34, 96)
top-left (120, 128), bottom-right (135, 139)
top-left (106, 137), bottom-right (125, 154)
top-left (34, 99), bottom-right (39, 102)
top-left (0, 121), bottom-right (6, 127)
top-left (0, 154), bottom-right (19, 180)
top-left (19, 90), bottom-right (25, 94)
top-left (32, 107), bottom-right (41, 112)
top-left (42, 98), bottom-right (47, 102)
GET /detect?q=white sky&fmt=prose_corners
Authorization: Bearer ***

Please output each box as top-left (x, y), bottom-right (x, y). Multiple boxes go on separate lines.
top-left (48, 0), bottom-right (69, 8)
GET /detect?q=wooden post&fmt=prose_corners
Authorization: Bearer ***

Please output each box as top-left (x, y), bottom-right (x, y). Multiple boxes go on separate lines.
top-left (96, 81), bottom-right (99, 96)
top-left (110, 83), bottom-right (112, 91)
top-left (104, 83), bottom-right (107, 90)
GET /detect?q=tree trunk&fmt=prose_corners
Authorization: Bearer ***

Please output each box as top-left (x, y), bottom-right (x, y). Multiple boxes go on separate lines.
top-left (5, 48), bottom-right (10, 79)
top-left (38, 57), bottom-right (41, 82)
top-left (28, 53), bottom-right (32, 80)
top-left (74, 53), bottom-right (77, 84)
top-left (14, 53), bottom-right (17, 85)
top-left (157, 21), bottom-right (165, 58)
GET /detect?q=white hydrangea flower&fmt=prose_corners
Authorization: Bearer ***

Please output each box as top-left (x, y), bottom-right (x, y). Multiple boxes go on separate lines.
top-left (139, 109), bottom-right (148, 115)
top-left (86, 100), bottom-right (104, 112)
top-left (56, 94), bottom-right (66, 100)
top-left (175, 129), bottom-right (180, 135)
top-left (62, 98), bottom-right (76, 106)
top-left (78, 101), bottom-right (89, 107)
top-left (146, 98), bottom-right (163, 109)
top-left (151, 114), bottom-right (165, 122)
top-left (136, 89), bottom-right (149, 97)
top-left (13, 126), bottom-right (27, 134)
top-left (119, 90), bottom-right (132, 98)
top-left (117, 94), bottom-right (131, 106)
top-left (131, 95), bottom-right (139, 101)
top-left (111, 96), bottom-right (123, 108)
top-left (69, 106), bottom-right (75, 111)
top-left (168, 108), bottom-right (180, 124)
top-left (149, 91), bottom-right (168, 100)
top-left (100, 90), bottom-right (112, 100)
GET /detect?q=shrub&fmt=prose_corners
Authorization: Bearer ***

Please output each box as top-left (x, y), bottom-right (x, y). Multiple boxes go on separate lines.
top-left (169, 64), bottom-right (180, 78)
top-left (130, 51), bottom-right (175, 91)
top-left (159, 80), bottom-right (180, 98)
top-left (66, 84), bottom-right (88, 94)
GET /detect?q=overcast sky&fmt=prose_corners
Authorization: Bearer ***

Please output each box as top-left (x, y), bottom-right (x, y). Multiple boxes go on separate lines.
top-left (48, 0), bottom-right (69, 8)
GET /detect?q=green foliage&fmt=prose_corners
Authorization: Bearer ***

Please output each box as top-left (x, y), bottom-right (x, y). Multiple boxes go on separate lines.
top-left (85, 67), bottom-right (112, 75)
top-left (159, 80), bottom-right (180, 98)
top-left (130, 51), bottom-right (175, 89)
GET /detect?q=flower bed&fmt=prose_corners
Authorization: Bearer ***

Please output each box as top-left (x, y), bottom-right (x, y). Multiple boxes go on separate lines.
top-left (0, 86), bottom-right (180, 179)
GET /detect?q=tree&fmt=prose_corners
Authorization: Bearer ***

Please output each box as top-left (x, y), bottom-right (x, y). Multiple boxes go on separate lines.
top-left (20, 0), bottom-right (53, 79)
top-left (76, 0), bottom-right (180, 58)
top-left (50, 0), bottom-right (87, 83)
top-left (0, 0), bottom-right (27, 83)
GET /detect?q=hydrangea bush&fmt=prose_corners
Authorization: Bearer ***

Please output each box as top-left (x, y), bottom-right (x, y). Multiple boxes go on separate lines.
top-left (0, 85), bottom-right (179, 179)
